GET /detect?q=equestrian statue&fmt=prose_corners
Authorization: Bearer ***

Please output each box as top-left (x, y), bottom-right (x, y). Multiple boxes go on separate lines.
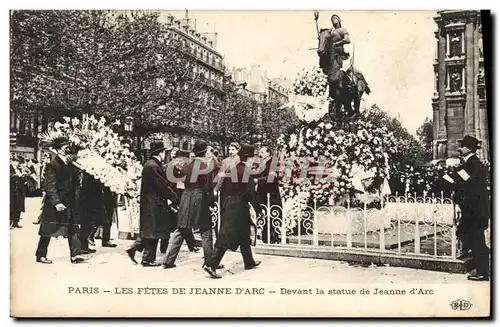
top-left (314, 12), bottom-right (371, 124)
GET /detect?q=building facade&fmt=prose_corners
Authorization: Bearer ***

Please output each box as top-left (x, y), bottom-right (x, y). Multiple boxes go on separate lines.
top-left (432, 10), bottom-right (488, 160)
top-left (157, 12), bottom-right (226, 149)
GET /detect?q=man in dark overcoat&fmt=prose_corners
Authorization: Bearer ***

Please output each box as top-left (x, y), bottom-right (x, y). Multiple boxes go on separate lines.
top-left (445, 135), bottom-right (490, 281)
top-left (101, 186), bottom-right (118, 247)
top-left (254, 146), bottom-right (282, 244)
top-left (204, 144), bottom-right (262, 279)
top-left (127, 141), bottom-right (179, 267)
top-left (78, 172), bottom-right (105, 253)
top-left (162, 139), bottom-right (215, 269)
top-left (35, 137), bottom-right (90, 264)
top-left (160, 144), bottom-right (199, 254)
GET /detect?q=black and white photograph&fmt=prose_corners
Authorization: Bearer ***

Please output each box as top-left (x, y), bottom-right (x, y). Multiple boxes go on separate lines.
top-left (8, 6), bottom-right (492, 317)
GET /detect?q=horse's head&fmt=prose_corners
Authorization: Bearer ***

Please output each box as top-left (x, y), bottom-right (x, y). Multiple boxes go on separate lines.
top-left (317, 28), bottom-right (330, 57)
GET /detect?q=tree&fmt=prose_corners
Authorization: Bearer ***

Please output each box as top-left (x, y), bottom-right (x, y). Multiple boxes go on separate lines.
top-left (211, 82), bottom-right (259, 153)
top-left (10, 10), bottom-right (206, 138)
top-left (416, 117), bottom-right (433, 161)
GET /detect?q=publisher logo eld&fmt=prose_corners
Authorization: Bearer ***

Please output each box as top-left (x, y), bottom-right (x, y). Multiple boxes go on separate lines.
top-left (450, 299), bottom-right (472, 311)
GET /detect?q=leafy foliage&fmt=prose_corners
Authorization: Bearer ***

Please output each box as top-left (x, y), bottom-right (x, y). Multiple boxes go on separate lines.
top-left (416, 117), bottom-right (433, 161)
top-left (10, 10), bottom-right (206, 135)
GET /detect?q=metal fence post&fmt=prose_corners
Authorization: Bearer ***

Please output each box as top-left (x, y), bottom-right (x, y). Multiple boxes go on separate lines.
top-left (451, 191), bottom-right (457, 259)
top-left (267, 193), bottom-right (271, 244)
top-left (379, 196), bottom-right (385, 251)
top-left (313, 197), bottom-right (319, 247)
top-left (415, 193), bottom-right (421, 255)
top-left (346, 198), bottom-right (352, 249)
top-left (363, 202), bottom-right (367, 249)
top-left (217, 192), bottom-right (221, 232)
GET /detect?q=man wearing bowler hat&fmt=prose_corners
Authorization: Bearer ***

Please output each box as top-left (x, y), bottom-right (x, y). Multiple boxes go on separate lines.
top-left (444, 135), bottom-right (490, 281)
top-left (163, 139), bottom-right (219, 269)
top-left (127, 141), bottom-right (179, 266)
top-left (35, 136), bottom-right (90, 264)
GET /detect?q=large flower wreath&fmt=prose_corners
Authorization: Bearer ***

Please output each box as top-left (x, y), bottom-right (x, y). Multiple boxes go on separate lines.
top-left (40, 115), bottom-right (143, 198)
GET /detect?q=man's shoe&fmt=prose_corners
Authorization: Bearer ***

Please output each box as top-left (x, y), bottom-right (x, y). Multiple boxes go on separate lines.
top-left (202, 263), bottom-right (224, 269)
top-left (203, 266), bottom-right (222, 279)
top-left (12, 224), bottom-right (22, 228)
top-left (71, 254), bottom-right (91, 263)
top-left (126, 248), bottom-right (137, 264)
top-left (245, 260), bottom-right (261, 270)
top-left (142, 262), bottom-right (161, 267)
top-left (189, 247), bottom-right (200, 253)
top-left (102, 242), bottom-right (117, 248)
top-left (32, 221), bottom-right (40, 225)
top-left (467, 275), bottom-right (489, 281)
top-left (82, 249), bottom-right (97, 254)
top-left (36, 257), bottom-right (52, 264)
top-left (162, 263), bottom-right (176, 269)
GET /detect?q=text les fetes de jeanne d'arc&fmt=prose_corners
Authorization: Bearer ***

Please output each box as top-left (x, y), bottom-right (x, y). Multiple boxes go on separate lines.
top-left (68, 287), bottom-right (435, 296)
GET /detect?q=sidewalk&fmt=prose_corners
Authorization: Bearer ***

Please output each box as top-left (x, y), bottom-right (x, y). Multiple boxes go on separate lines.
top-left (10, 197), bottom-right (488, 318)
top-left (11, 197), bottom-right (473, 284)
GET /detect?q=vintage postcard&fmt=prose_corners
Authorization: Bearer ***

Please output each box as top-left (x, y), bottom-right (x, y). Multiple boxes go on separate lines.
top-left (9, 9), bottom-right (491, 318)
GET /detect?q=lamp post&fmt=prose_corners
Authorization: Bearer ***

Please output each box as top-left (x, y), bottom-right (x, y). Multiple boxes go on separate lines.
top-left (123, 116), bottom-right (138, 158)
top-left (124, 116), bottom-right (134, 133)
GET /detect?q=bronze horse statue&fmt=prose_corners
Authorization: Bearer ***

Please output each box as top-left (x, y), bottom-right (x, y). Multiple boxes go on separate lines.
top-left (317, 28), bottom-right (371, 122)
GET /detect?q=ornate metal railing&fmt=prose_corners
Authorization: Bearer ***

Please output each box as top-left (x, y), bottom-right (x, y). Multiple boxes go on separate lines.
top-left (210, 192), bottom-right (460, 260)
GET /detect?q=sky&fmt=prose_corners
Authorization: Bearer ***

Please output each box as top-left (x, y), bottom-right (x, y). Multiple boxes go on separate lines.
top-left (163, 10), bottom-right (438, 135)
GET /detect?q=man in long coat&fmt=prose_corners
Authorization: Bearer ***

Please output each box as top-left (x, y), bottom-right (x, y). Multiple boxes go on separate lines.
top-left (78, 172), bottom-right (105, 253)
top-left (35, 137), bottom-right (90, 264)
top-left (127, 141), bottom-right (179, 267)
top-left (254, 146), bottom-right (282, 244)
top-left (10, 157), bottom-right (27, 228)
top-left (445, 135), bottom-right (490, 281)
top-left (204, 144), bottom-right (262, 279)
top-left (162, 139), bottom-right (215, 269)
top-left (160, 143), bottom-right (199, 254)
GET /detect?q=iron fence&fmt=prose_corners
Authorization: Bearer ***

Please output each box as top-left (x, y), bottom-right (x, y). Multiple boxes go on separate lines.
top-left (210, 192), bottom-right (460, 260)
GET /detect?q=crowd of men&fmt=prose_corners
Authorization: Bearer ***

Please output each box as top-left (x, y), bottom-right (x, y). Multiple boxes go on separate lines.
top-left (17, 136), bottom-right (282, 279)
top-left (9, 133), bottom-right (490, 281)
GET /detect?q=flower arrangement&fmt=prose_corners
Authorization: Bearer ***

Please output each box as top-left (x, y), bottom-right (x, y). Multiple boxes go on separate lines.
top-left (277, 108), bottom-right (400, 211)
top-left (40, 115), bottom-right (142, 198)
top-left (293, 67), bottom-right (329, 97)
top-left (287, 67), bottom-right (331, 124)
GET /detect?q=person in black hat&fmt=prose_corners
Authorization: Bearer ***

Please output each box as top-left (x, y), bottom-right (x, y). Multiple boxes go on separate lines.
top-left (159, 142), bottom-right (199, 254)
top-left (163, 139), bottom-right (217, 269)
top-left (126, 141), bottom-right (179, 267)
top-left (444, 135), bottom-right (490, 281)
top-left (204, 144), bottom-right (262, 279)
top-left (35, 136), bottom-right (90, 264)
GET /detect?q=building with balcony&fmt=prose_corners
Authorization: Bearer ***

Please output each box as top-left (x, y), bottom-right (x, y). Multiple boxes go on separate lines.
top-left (432, 10), bottom-right (488, 161)
top-left (158, 12), bottom-right (226, 149)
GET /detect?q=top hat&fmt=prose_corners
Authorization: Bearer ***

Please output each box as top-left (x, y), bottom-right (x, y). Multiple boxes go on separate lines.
top-left (239, 144), bottom-right (255, 158)
top-left (192, 139), bottom-right (208, 155)
top-left (458, 135), bottom-right (482, 150)
top-left (52, 136), bottom-right (70, 150)
top-left (150, 141), bottom-right (166, 155)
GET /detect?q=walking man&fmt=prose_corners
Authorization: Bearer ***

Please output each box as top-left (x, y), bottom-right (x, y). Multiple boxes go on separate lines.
top-left (35, 137), bottom-right (90, 264)
top-left (126, 141), bottom-right (179, 266)
top-left (163, 140), bottom-right (217, 269)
